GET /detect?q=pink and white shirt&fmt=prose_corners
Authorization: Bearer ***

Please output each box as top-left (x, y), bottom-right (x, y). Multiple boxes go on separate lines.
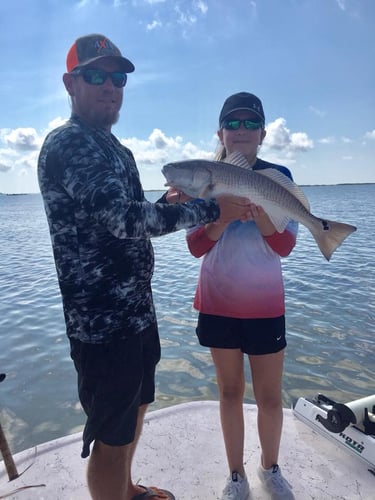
top-left (186, 160), bottom-right (298, 319)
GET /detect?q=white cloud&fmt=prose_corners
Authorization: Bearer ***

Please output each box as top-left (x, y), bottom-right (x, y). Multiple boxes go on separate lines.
top-left (180, 141), bottom-right (213, 160)
top-left (146, 19), bottom-right (162, 30)
top-left (263, 118), bottom-right (313, 153)
top-left (334, 0), bottom-right (360, 18)
top-left (149, 128), bottom-right (181, 149)
top-left (365, 130), bottom-right (375, 140)
top-left (121, 128), bottom-right (212, 167)
top-left (290, 132), bottom-right (314, 152)
top-left (263, 118), bottom-right (291, 150)
top-left (261, 118), bottom-right (313, 168)
top-left (15, 150), bottom-right (39, 172)
top-left (173, 0), bottom-right (209, 26)
top-left (122, 129), bottom-right (181, 166)
top-left (120, 127), bottom-right (215, 189)
top-left (175, 5), bottom-right (197, 26)
top-left (0, 121), bottom-right (63, 179)
top-left (5, 128), bottom-right (41, 151)
top-left (336, 0), bottom-right (346, 10)
top-left (309, 105), bottom-right (326, 117)
top-left (76, 0), bottom-right (98, 8)
top-left (0, 162), bottom-right (12, 172)
top-left (47, 117), bottom-right (67, 131)
top-left (194, 0), bottom-right (208, 15)
top-left (319, 136), bottom-right (336, 144)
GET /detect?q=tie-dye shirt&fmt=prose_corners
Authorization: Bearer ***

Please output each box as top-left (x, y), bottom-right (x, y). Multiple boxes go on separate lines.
top-left (186, 159), bottom-right (298, 319)
top-left (38, 115), bottom-right (220, 343)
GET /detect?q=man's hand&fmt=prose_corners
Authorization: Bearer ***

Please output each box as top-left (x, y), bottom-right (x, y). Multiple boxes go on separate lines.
top-left (165, 188), bottom-right (192, 204)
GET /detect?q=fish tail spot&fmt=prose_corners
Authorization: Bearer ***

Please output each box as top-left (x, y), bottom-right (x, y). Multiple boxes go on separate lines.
top-left (322, 219), bottom-right (330, 231)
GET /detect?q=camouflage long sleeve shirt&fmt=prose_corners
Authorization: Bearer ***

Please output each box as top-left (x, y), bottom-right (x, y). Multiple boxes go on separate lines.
top-left (38, 115), bottom-right (220, 343)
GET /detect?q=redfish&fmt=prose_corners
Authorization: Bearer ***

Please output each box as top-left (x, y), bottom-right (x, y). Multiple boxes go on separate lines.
top-left (162, 153), bottom-right (356, 261)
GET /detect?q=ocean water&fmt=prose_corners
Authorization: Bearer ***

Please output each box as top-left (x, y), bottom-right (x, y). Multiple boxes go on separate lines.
top-left (0, 185), bottom-right (374, 454)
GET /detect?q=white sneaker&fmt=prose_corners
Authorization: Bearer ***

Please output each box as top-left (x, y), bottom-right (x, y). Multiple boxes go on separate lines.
top-left (221, 471), bottom-right (251, 500)
top-left (257, 464), bottom-right (295, 500)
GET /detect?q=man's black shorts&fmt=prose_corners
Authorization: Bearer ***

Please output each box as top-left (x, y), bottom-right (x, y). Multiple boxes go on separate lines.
top-left (70, 326), bottom-right (161, 458)
top-left (196, 313), bottom-right (286, 355)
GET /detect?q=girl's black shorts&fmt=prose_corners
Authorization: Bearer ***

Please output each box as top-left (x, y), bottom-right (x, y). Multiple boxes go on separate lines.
top-left (196, 313), bottom-right (286, 355)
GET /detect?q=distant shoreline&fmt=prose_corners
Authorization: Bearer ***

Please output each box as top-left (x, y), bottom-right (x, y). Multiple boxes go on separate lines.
top-left (1, 183), bottom-right (374, 197)
top-left (0, 192), bottom-right (30, 196)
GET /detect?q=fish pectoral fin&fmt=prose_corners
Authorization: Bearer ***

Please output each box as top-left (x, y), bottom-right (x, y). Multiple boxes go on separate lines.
top-left (223, 152), bottom-right (251, 169)
top-left (256, 169), bottom-right (310, 211)
top-left (198, 184), bottom-right (215, 199)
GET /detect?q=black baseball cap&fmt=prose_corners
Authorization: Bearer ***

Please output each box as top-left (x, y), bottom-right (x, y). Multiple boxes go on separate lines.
top-left (219, 92), bottom-right (265, 126)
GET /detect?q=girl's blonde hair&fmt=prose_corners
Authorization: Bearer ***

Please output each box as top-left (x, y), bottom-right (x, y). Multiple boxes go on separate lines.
top-left (214, 143), bottom-right (226, 161)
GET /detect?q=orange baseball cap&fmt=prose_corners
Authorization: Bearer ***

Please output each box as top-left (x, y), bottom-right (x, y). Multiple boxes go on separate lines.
top-left (66, 34), bottom-right (135, 73)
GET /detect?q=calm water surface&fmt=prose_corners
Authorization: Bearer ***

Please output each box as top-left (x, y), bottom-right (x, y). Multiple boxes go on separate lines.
top-left (0, 185), bottom-right (374, 453)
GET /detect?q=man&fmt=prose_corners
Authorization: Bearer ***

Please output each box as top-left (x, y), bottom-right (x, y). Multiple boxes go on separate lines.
top-left (38, 34), bottom-right (251, 500)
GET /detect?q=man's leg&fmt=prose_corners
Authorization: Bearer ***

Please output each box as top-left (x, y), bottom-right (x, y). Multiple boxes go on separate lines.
top-left (85, 325), bottom-right (158, 499)
top-left (126, 403), bottom-right (148, 498)
top-left (87, 438), bottom-right (132, 500)
top-left (87, 404), bottom-right (148, 500)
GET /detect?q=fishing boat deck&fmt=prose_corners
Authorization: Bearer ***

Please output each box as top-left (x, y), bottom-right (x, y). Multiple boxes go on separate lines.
top-left (0, 401), bottom-right (373, 499)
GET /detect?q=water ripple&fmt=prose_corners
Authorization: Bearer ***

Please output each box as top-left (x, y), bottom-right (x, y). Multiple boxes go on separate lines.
top-left (0, 187), bottom-right (374, 453)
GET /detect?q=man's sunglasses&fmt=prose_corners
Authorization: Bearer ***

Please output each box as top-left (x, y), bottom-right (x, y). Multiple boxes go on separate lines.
top-left (221, 119), bottom-right (263, 131)
top-left (71, 68), bottom-right (127, 88)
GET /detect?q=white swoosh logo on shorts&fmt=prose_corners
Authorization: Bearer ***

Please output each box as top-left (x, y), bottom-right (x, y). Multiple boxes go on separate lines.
top-left (276, 335), bottom-right (282, 341)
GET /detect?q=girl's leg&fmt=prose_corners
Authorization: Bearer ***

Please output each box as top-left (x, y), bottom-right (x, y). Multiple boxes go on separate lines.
top-left (248, 350), bottom-right (284, 469)
top-left (211, 347), bottom-right (246, 476)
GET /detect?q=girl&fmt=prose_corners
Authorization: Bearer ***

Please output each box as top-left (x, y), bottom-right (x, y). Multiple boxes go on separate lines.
top-left (186, 92), bottom-right (296, 500)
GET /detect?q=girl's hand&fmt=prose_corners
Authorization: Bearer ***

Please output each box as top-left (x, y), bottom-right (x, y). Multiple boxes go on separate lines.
top-left (248, 203), bottom-right (276, 236)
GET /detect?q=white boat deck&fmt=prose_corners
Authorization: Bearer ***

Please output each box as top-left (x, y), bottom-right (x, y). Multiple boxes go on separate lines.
top-left (0, 401), bottom-right (374, 499)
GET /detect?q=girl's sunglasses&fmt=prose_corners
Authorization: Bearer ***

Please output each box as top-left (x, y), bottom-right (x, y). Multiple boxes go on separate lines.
top-left (71, 68), bottom-right (127, 88)
top-left (222, 119), bottom-right (263, 131)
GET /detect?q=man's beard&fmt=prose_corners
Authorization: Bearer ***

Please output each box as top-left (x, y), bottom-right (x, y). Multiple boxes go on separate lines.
top-left (89, 109), bottom-right (120, 130)
top-left (72, 100), bottom-right (121, 130)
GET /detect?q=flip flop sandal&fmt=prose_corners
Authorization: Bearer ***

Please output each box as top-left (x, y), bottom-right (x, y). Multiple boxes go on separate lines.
top-left (131, 485), bottom-right (176, 500)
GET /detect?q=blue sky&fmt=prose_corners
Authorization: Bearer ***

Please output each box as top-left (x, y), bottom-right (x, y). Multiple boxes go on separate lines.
top-left (0, 0), bottom-right (374, 193)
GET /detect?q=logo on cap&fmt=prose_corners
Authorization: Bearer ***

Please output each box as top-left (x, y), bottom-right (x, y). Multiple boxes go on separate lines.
top-left (95, 38), bottom-right (114, 55)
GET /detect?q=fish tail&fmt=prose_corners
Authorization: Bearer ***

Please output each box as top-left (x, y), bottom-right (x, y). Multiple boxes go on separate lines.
top-left (310, 218), bottom-right (357, 260)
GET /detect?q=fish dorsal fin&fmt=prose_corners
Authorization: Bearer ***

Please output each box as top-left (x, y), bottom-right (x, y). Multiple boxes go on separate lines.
top-left (223, 152), bottom-right (252, 170)
top-left (256, 168), bottom-right (310, 211)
